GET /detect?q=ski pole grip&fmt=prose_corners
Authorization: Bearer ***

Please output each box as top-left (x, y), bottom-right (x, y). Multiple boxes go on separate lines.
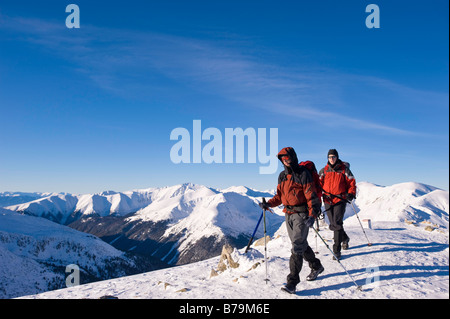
top-left (262, 197), bottom-right (266, 204)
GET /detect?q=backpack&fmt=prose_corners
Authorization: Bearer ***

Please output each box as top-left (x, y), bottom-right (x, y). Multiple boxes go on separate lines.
top-left (299, 161), bottom-right (322, 199)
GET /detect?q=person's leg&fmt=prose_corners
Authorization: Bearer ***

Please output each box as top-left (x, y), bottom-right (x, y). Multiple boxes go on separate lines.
top-left (303, 245), bottom-right (321, 270)
top-left (285, 213), bottom-right (309, 287)
top-left (304, 244), bottom-right (324, 281)
top-left (326, 203), bottom-right (341, 255)
top-left (333, 228), bottom-right (342, 255)
top-left (334, 201), bottom-right (349, 250)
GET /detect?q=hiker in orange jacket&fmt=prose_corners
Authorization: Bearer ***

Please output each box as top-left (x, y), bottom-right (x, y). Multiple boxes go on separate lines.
top-left (260, 147), bottom-right (324, 294)
top-left (319, 149), bottom-right (356, 260)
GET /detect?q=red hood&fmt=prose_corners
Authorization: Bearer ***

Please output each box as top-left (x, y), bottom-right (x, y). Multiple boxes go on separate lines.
top-left (277, 147), bottom-right (299, 166)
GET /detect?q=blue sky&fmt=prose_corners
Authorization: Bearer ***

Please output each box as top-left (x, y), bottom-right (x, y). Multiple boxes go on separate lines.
top-left (0, 0), bottom-right (448, 194)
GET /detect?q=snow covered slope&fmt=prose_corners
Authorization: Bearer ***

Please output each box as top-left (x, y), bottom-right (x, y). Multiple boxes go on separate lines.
top-left (128, 184), bottom-right (280, 243)
top-left (20, 218), bottom-right (448, 299)
top-left (0, 208), bottom-right (157, 299)
top-left (0, 191), bottom-right (58, 208)
top-left (16, 181), bottom-right (449, 300)
top-left (348, 182), bottom-right (449, 230)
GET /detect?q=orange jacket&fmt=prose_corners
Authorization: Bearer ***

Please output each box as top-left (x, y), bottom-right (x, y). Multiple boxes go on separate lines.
top-left (267, 147), bottom-right (321, 217)
top-left (319, 160), bottom-right (356, 205)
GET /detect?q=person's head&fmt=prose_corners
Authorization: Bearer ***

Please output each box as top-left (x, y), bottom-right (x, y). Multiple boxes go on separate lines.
top-left (277, 147), bottom-right (299, 168)
top-left (327, 149), bottom-right (339, 165)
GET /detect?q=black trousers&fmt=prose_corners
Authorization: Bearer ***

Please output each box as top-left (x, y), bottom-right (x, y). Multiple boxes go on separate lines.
top-left (285, 213), bottom-right (322, 286)
top-left (325, 201), bottom-right (349, 254)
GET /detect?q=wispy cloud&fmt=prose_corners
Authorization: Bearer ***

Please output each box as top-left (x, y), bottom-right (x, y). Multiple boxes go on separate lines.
top-left (2, 14), bottom-right (447, 136)
top-left (268, 102), bottom-right (415, 135)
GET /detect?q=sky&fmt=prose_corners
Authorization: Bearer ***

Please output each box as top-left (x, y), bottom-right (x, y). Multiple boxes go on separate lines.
top-left (0, 0), bottom-right (448, 194)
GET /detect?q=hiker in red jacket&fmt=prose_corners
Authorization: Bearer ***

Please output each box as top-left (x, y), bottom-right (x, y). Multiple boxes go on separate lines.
top-left (319, 149), bottom-right (356, 260)
top-left (260, 147), bottom-right (324, 294)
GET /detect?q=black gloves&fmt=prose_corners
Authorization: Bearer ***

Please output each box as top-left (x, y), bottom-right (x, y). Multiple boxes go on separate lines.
top-left (347, 193), bottom-right (355, 201)
top-left (305, 216), bottom-right (315, 228)
top-left (259, 202), bottom-right (270, 210)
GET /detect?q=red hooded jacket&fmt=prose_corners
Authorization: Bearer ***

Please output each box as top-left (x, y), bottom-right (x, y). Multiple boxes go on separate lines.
top-left (267, 147), bottom-right (321, 217)
top-left (319, 160), bottom-right (356, 205)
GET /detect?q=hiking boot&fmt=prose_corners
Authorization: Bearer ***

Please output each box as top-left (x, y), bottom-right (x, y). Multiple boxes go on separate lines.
top-left (342, 238), bottom-right (350, 250)
top-left (281, 283), bottom-right (296, 294)
top-left (306, 265), bottom-right (324, 281)
top-left (332, 252), bottom-right (341, 260)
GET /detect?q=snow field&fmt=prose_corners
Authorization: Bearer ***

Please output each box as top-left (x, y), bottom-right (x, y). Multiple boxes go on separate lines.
top-left (22, 219), bottom-right (448, 299)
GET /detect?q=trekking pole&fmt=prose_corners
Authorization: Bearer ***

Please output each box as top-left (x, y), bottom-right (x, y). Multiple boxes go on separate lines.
top-left (349, 200), bottom-right (372, 246)
top-left (244, 211), bottom-right (263, 253)
top-left (312, 226), bottom-right (363, 291)
top-left (245, 199), bottom-right (274, 253)
top-left (314, 218), bottom-right (319, 254)
top-left (262, 198), bottom-right (269, 284)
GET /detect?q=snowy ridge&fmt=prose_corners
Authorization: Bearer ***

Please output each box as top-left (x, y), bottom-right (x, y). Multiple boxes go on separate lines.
top-left (5, 181), bottom-right (447, 231)
top-left (128, 184), bottom-right (279, 248)
top-left (0, 208), bottom-right (152, 299)
top-left (0, 191), bottom-right (60, 208)
top-left (4, 183), bottom-right (275, 226)
top-left (5, 190), bottom-right (156, 224)
top-left (9, 193), bottom-right (80, 224)
top-left (348, 182), bottom-right (449, 230)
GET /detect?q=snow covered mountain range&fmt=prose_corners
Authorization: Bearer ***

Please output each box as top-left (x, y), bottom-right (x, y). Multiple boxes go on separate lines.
top-left (1, 181), bottom-right (448, 299)
top-left (0, 191), bottom-right (58, 208)
top-left (3, 184), bottom-right (283, 267)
